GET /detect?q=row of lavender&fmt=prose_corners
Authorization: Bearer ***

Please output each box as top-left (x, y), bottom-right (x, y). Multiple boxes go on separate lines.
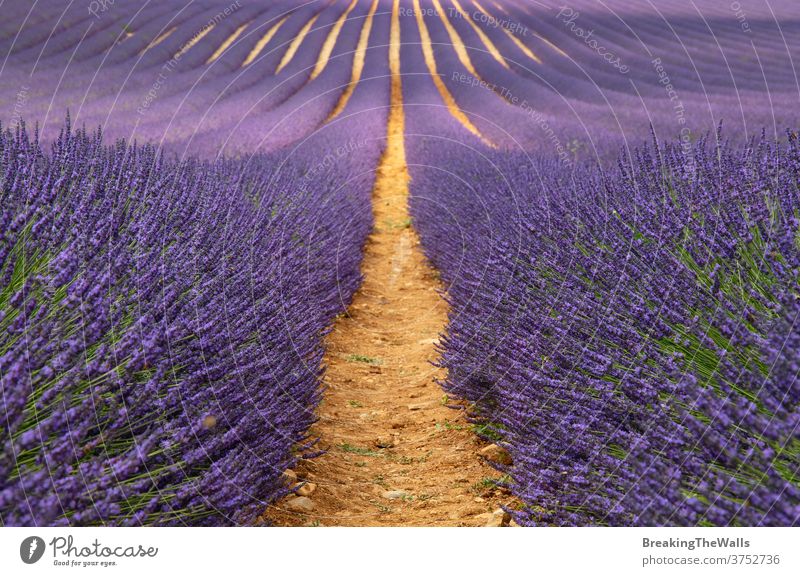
top-left (0, 117), bottom-right (375, 525)
top-left (408, 131), bottom-right (800, 525)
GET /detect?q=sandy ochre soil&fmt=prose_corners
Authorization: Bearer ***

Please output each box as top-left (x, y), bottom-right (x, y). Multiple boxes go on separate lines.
top-left (264, 0), bottom-right (512, 527)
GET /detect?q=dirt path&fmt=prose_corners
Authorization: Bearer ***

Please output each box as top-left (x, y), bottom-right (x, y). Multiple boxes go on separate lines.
top-left (265, 0), bottom-right (511, 527)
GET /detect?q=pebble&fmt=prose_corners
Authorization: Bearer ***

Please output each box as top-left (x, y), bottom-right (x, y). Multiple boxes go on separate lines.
top-left (285, 496), bottom-right (315, 512)
top-left (374, 436), bottom-right (395, 448)
top-left (485, 508), bottom-right (511, 527)
top-left (408, 403), bottom-right (427, 411)
top-left (463, 504), bottom-right (485, 515)
top-left (479, 444), bottom-right (513, 466)
top-left (382, 490), bottom-right (409, 500)
top-left (296, 482), bottom-right (317, 497)
top-left (281, 469), bottom-right (298, 485)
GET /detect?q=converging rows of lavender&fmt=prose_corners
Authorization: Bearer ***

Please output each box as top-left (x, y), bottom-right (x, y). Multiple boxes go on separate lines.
top-left (2, 0), bottom-right (799, 525)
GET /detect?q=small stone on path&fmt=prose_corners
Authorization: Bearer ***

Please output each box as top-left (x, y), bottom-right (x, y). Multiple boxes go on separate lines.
top-left (374, 436), bottom-right (395, 448)
top-left (485, 508), bottom-right (511, 527)
top-left (382, 490), bottom-right (409, 500)
top-left (479, 444), bottom-right (513, 466)
top-left (285, 496), bottom-right (315, 512)
top-left (296, 482), bottom-right (317, 497)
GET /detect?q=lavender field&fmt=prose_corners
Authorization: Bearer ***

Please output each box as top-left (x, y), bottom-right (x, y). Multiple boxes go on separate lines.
top-left (1, 0), bottom-right (798, 527)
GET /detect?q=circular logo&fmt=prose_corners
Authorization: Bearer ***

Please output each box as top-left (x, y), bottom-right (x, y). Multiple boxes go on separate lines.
top-left (20, 536), bottom-right (46, 564)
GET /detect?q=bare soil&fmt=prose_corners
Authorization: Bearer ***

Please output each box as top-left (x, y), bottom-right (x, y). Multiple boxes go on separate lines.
top-left (264, 146), bottom-right (511, 526)
top-left (264, 0), bottom-right (511, 527)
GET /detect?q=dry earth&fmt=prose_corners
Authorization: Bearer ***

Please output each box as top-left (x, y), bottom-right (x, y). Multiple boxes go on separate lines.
top-left (264, 0), bottom-right (513, 527)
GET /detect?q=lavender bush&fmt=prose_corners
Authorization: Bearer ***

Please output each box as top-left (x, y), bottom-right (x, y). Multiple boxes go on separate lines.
top-left (409, 130), bottom-right (800, 526)
top-left (0, 117), bottom-right (373, 525)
